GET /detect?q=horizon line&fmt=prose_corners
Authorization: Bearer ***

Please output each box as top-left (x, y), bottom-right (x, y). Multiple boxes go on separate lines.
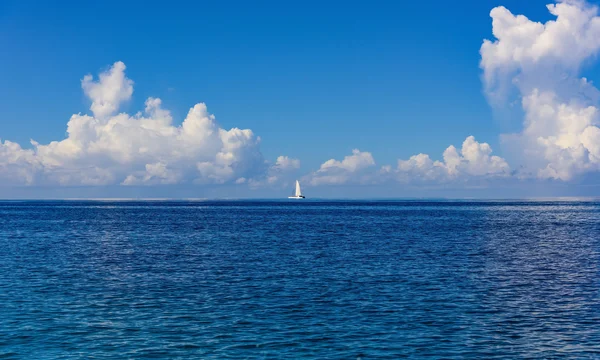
top-left (1, 197), bottom-right (599, 202)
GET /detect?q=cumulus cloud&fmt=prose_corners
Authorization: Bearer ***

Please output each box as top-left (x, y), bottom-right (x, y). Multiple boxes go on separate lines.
top-left (82, 61), bottom-right (134, 119)
top-left (0, 62), bottom-right (267, 186)
top-left (393, 136), bottom-right (510, 183)
top-left (0, 140), bottom-right (39, 185)
top-left (254, 155), bottom-right (301, 187)
top-left (305, 149), bottom-right (376, 185)
top-left (274, 156), bottom-right (300, 171)
top-left (481, 0), bottom-right (600, 180)
top-left (305, 138), bottom-right (509, 186)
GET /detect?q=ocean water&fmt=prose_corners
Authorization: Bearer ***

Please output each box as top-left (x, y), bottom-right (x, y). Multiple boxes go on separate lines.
top-left (1, 200), bottom-right (600, 359)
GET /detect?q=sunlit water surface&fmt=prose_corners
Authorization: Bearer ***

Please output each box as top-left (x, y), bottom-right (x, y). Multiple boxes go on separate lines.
top-left (1, 201), bottom-right (600, 358)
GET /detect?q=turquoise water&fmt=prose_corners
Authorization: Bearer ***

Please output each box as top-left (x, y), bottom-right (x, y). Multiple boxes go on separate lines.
top-left (1, 201), bottom-right (600, 358)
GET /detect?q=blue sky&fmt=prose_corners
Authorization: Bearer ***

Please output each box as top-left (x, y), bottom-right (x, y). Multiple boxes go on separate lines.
top-left (2, 0), bottom-right (600, 198)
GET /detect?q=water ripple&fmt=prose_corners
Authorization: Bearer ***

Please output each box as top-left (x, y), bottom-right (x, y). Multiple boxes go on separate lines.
top-left (1, 201), bottom-right (600, 358)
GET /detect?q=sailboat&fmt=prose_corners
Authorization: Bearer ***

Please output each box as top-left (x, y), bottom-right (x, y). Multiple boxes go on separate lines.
top-left (288, 180), bottom-right (305, 199)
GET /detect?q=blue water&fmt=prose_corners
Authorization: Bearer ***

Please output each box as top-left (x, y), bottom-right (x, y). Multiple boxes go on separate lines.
top-left (1, 200), bottom-right (600, 359)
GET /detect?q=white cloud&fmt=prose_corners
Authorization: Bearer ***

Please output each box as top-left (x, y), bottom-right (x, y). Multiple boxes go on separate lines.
top-left (274, 156), bottom-right (300, 171)
top-left (394, 136), bottom-right (510, 183)
top-left (81, 61), bottom-right (134, 119)
top-left (521, 89), bottom-right (600, 180)
top-left (0, 62), bottom-right (265, 186)
top-left (305, 138), bottom-right (508, 186)
top-left (321, 149), bottom-right (375, 172)
top-left (306, 149), bottom-right (376, 185)
top-left (247, 155), bottom-right (301, 188)
top-left (0, 140), bottom-right (39, 185)
top-left (7, 2), bottom-right (600, 194)
top-left (481, 0), bottom-right (600, 180)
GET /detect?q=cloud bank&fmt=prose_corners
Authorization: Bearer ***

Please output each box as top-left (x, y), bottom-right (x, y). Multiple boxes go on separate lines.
top-left (5, 0), bottom-right (600, 193)
top-left (0, 61), bottom-right (511, 190)
top-left (0, 62), bottom-right (297, 186)
top-left (481, 0), bottom-right (600, 180)
top-left (306, 149), bottom-right (376, 186)
top-left (305, 136), bottom-right (509, 186)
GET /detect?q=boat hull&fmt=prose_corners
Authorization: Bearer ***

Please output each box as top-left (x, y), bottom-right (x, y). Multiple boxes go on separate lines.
top-left (288, 196), bottom-right (305, 199)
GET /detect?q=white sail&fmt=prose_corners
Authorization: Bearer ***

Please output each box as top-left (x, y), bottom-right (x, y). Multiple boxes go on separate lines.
top-left (288, 180), bottom-right (305, 199)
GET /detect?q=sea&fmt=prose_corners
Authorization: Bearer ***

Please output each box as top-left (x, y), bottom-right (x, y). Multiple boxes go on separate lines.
top-left (1, 200), bottom-right (600, 359)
